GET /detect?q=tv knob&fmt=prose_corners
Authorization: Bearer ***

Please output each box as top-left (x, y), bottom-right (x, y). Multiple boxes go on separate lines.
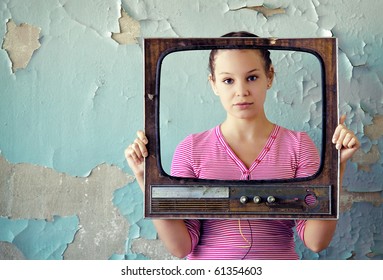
top-left (253, 196), bottom-right (262, 204)
top-left (240, 196), bottom-right (249, 204)
top-left (267, 196), bottom-right (276, 203)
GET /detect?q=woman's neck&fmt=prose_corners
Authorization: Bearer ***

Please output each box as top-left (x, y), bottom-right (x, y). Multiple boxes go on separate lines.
top-left (221, 115), bottom-right (274, 141)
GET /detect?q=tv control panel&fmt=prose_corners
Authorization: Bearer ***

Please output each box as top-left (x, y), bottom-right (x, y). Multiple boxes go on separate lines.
top-left (149, 184), bottom-right (332, 217)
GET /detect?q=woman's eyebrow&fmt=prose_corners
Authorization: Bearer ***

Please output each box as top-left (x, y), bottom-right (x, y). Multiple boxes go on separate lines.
top-left (218, 68), bottom-right (261, 75)
top-left (246, 68), bottom-right (261, 73)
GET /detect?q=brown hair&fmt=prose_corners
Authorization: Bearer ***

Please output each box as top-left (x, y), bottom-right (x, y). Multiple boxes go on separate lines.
top-left (208, 31), bottom-right (272, 81)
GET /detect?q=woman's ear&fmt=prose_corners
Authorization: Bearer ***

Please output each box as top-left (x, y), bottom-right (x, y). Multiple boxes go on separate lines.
top-left (267, 65), bottom-right (275, 89)
top-left (209, 74), bottom-right (219, 96)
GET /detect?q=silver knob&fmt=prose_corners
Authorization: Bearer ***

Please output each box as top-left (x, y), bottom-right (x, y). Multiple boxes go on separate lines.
top-left (253, 196), bottom-right (262, 204)
top-left (267, 196), bottom-right (276, 203)
top-left (240, 196), bottom-right (249, 204)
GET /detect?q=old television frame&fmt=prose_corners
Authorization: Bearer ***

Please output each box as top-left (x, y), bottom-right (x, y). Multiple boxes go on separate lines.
top-left (144, 37), bottom-right (339, 219)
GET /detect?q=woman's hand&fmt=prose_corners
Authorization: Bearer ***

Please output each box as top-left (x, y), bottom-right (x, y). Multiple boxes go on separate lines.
top-left (332, 115), bottom-right (360, 164)
top-left (124, 130), bottom-right (148, 190)
top-left (305, 116), bottom-right (360, 252)
top-left (124, 130), bottom-right (191, 258)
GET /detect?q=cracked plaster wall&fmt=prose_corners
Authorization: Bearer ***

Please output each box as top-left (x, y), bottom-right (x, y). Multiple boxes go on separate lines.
top-left (0, 0), bottom-right (382, 260)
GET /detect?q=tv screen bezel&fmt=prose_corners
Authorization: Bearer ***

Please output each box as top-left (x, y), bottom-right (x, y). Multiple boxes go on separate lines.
top-left (144, 37), bottom-right (339, 219)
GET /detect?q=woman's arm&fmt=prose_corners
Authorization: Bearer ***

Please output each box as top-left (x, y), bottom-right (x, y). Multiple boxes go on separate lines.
top-left (304, 116), bottom-right (360, 252)
top-left (125, 131), bottom-right (192, 258)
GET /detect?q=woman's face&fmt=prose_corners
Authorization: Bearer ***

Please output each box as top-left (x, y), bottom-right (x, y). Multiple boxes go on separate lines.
top-left (209, 49), bottom-right (274, 121)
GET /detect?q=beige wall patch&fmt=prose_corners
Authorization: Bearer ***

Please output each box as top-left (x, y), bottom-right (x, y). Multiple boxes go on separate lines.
top-left (2, 19), bottom-right (41, 72)
top-left (230, 4), bottom-right (286, 18)
top-left (111, 8), bottom-right (140, 45)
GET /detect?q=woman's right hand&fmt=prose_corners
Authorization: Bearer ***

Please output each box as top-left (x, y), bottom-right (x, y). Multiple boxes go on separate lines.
top-left (125, 131), bottom-right (191, 258)
top-left (124, 130), bottom-right (148, 190)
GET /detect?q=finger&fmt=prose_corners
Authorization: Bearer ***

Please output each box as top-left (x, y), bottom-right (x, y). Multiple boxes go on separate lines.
top-left (128, 143), bottom-right (144, 162)
top-left (130, 141), bottom-right (145, 161)
top-left (342, 132), bottom-right (361, 149)
top-left (332, 115), bottom-right (347, 144)
top-left (339, 114), bottom-right (346, 125)
top-left (347, 138), bottom-right (357, 149)
top-left (346, 135), bottom-right (360, 149)
top-left (136, 130), bottom-right (148, 144)
top-left (337, 128), bottom-right (361, 150)
top-left (134, 138), bottom-right (148, 157)
top-left (336, 128), bottom-right (349, 150)
top-left (124, 145), bottom-right (142, 166)
top-left (332, 123), bottom-right (346, 144)
top-left (341, 132), bottom-right (353, 148)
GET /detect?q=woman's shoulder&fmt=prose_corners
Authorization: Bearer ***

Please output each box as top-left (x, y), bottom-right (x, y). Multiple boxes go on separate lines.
top-left (173, 126), bottom-right (219, 166)
top-left (276, 125), bottom-right (311, 142)
top-left (275, 126), bottom-right (317, 154)
top-left (180, 126), bottom-right (218, 146)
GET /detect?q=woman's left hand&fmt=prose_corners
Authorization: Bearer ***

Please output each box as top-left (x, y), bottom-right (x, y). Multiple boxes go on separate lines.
top-left (332, 115), bottom-right (361, 164)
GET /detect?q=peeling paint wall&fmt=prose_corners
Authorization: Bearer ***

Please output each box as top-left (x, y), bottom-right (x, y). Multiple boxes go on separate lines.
top-left (0, 0), bottom-right (382, 260)
top-left (2, 19), bottom-right (41, 72)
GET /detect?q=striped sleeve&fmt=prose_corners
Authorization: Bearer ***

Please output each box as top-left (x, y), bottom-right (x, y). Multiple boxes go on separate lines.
top-left (184, 219), bottom-right (201, 252)
top-left (295, 132), bottom-right (320, 245)
top-left (171, 136), bottom-right (201, 252)
top-left (295, 132), bottom-right (320, 178)
top-left (171, 135), bottom-right (197, 178)
top-left (295, 220), bottom-right (307, 244)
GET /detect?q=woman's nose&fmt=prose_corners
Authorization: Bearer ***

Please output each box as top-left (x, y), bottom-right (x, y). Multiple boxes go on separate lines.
top-left (235, 82), bottom-right (250, 96)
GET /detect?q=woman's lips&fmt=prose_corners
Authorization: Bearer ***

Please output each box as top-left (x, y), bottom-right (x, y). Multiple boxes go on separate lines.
top-left (234, 102), bottom-right (253, 109)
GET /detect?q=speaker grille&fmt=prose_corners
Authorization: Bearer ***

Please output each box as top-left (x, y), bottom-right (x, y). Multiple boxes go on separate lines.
top-left (151, 199), bottom-right (229, 213)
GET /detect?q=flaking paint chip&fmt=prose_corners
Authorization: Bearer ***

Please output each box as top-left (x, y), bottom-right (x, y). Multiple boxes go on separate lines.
top-left (2, 19), bottom-right (41, 73)
top-left (111, 8), bottom-right (140, 45)
top-left (231, 5), bottom-right (286, 18)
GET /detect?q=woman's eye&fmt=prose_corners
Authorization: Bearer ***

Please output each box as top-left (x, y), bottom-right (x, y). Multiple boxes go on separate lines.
top-left (247, 75), bottom-right (257, 81)
top-left (223, 78), bottom-right (234, 84)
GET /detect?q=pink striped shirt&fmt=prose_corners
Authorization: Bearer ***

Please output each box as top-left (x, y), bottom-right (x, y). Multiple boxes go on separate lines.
top-left (171, 125), bottom-right (320, 260)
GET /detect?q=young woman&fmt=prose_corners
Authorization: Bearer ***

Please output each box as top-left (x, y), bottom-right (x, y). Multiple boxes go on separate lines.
top-left (125, 32), bottom-right (360, 259)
